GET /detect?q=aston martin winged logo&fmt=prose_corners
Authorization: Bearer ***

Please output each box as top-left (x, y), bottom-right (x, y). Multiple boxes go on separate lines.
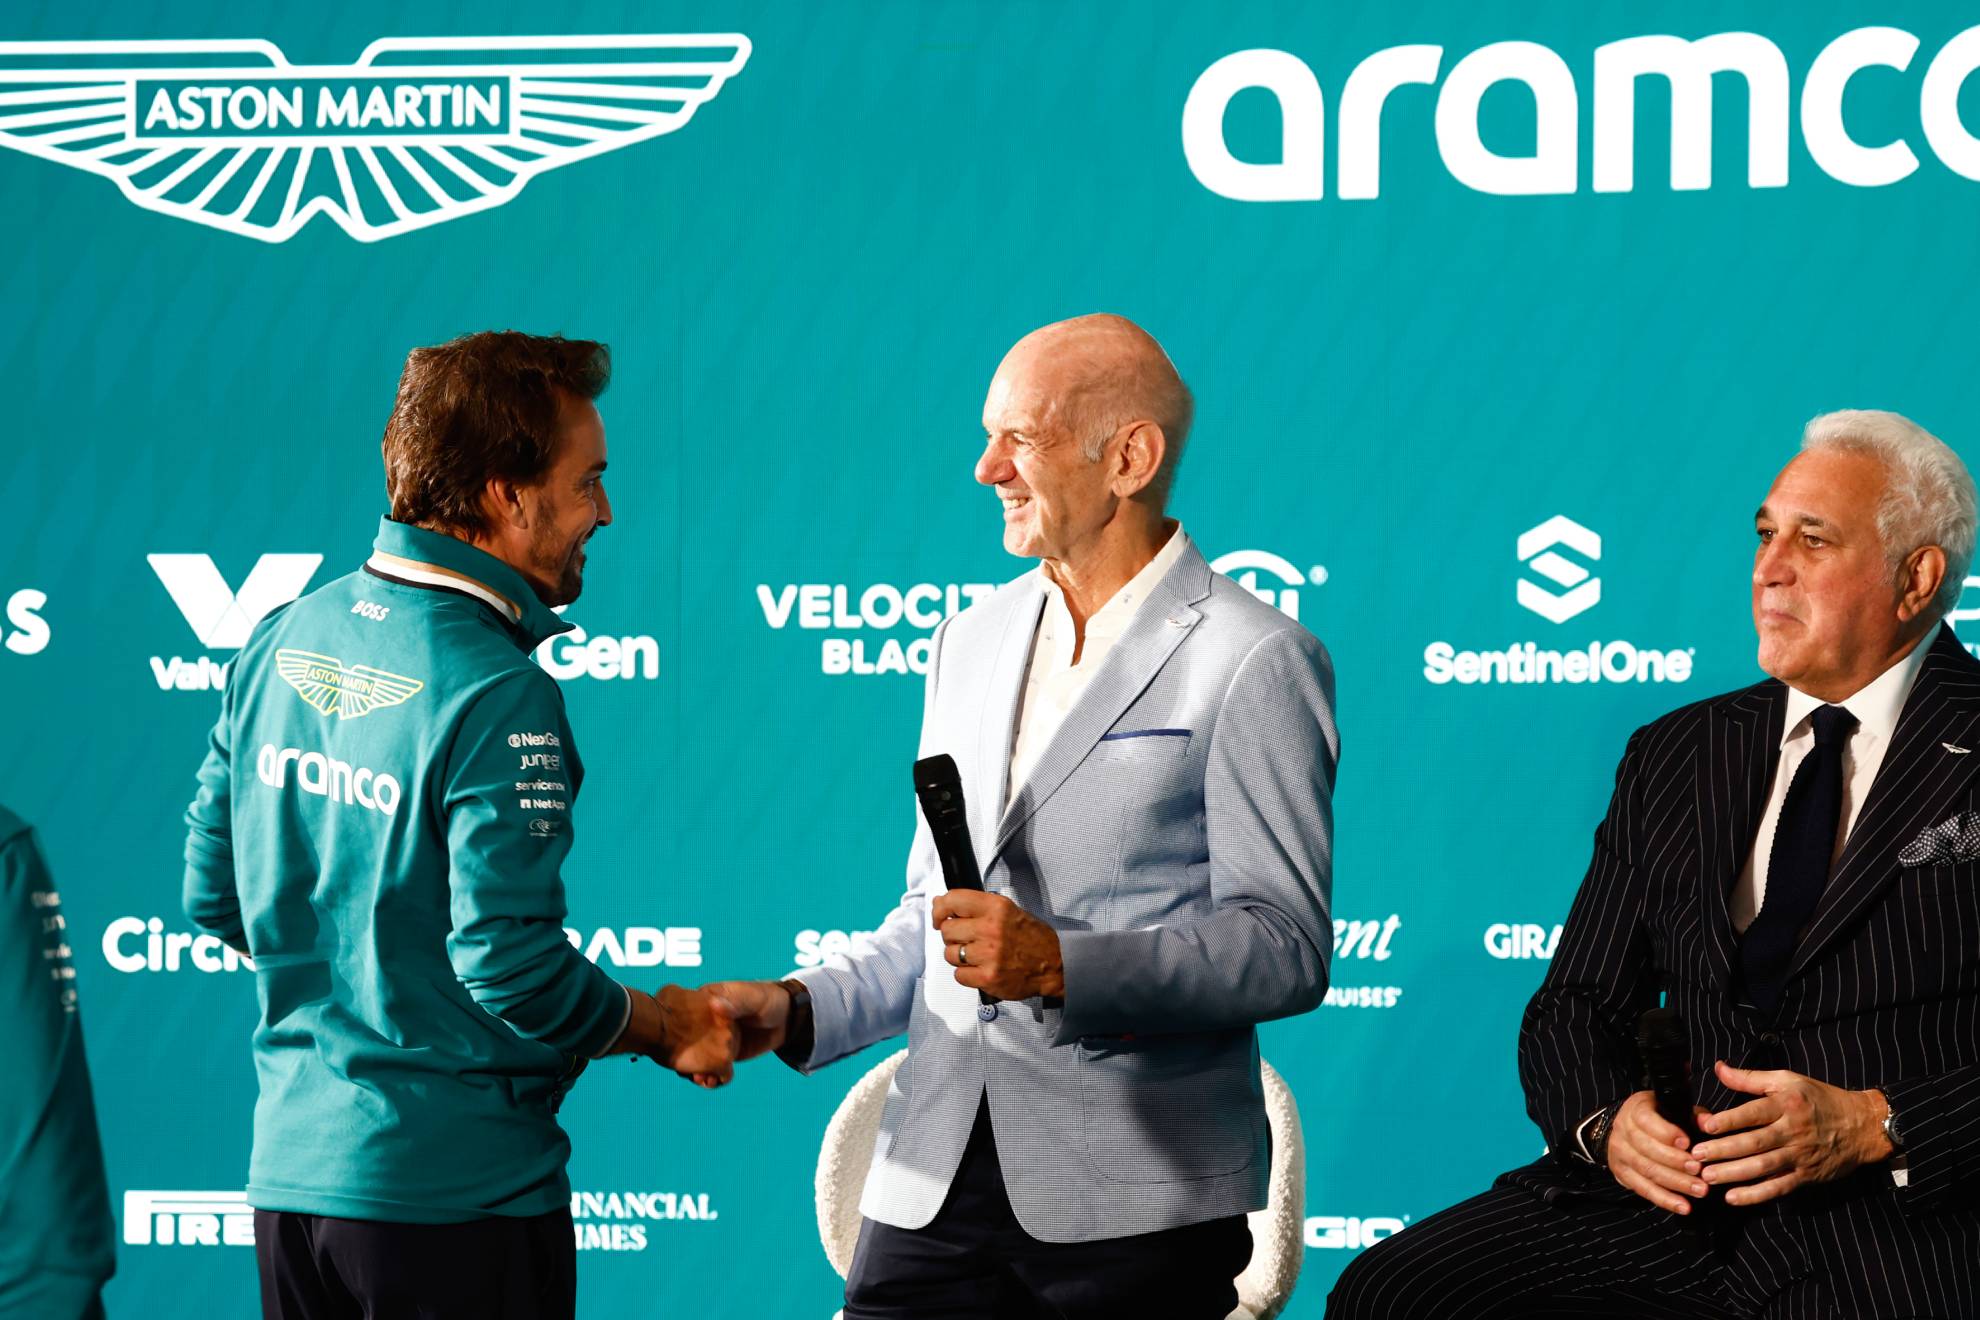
top-left (0, 34), bottom-right (751, 242)
top-left (276, 649), bottom-right (424, 719)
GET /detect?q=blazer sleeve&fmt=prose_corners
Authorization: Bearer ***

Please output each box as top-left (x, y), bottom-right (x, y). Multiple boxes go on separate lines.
top-left (1883, 1065), bottom-right (1980, 1214)
top-left (1054, 624), bottom-right (1337, 1040)
top-left (789, 616), bottom-right (953, 1071)
top-left (1518, 725), bottom-right (1664, 1160)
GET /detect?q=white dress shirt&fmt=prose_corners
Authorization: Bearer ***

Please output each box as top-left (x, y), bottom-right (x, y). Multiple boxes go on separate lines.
top-left (1730, 624), bottom-right (1941, 934)
top-left (1007, 525), bottom-right (1190, 804)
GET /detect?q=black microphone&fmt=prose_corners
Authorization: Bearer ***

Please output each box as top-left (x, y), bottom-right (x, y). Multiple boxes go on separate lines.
top-left (912, 754), bottom-right (983, 892)
top-left (912, 754), bottom-right (991, 1006)
top-left (1636, 1007), bottom-right (1703, 1142)
top-left (1638, 1006), bottom-right (1720, 1218)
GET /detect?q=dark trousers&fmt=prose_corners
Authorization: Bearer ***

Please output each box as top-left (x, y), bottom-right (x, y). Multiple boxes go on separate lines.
top-left (1326, 1183), bottom-right (1837, 1320)
top-left (844, 1100), bottom-right (1253, 1319)
top-left (254, 1207), bottom-right (575, 1320)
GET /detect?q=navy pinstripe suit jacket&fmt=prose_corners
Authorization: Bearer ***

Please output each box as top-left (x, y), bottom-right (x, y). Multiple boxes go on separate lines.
top-left (1509, 626), bottom-right (1980, 1313)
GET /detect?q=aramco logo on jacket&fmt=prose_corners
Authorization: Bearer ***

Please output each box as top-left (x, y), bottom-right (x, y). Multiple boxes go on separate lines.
top-left (0, 34), bottom-right (750, 242)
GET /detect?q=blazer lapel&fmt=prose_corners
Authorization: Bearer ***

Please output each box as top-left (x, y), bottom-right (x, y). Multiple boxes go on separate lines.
top-left (988, 548), bottom-right (1211, 869)
top-left (970, 578), bottom-right (1045, 867)
top-left (1698, 681), bottom-right (1785, 992)
top-left (1789, 628), bottom-right (1980, 978)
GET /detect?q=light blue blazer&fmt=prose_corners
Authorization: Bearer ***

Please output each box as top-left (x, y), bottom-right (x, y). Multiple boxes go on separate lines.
top-left (795, 541), bottom-right (1337, 1243)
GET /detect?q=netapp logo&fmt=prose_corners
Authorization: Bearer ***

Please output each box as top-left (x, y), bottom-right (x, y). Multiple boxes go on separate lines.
top-left (103, 917), bottom-right (253, 973)
top-left (1211, 550), bottom-right (1327, 621)
top-left (757, 580), bottom-right (999, 677)
top-left (1305, 1215), bottom-right (1407, 1250)
top-left (123, 1191), bottom-right (253, 1247)
top-left (1186, 25), bottom-right (1980, 202)
top-left (148, 552), bottom-right (322, 691)
top-left (0, 36), bottom-right (750, 243)
top-left (572, 1190), bottom-right (718, 1251)
top-left (1517, 516), bottom-right (1600, 623)
top-left (1424, 519), bottom-right (1695, 686)
top-left (567, 926), bottom-right (703, 968)
top-left (3, 588), bottom-right (48, 655)
top-left (1486, 922), bottom-right (1562, 960)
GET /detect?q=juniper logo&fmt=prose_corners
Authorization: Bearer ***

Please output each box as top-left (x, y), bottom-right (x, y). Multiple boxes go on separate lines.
top-left (276, 648), bottom-right (424, 718)
top-left (1516, 516), bottom-right (1601, 624)
top-left (0, 35), bottom-right (751, 243)
top-left (1210, 549), bottom-right (1328, 622)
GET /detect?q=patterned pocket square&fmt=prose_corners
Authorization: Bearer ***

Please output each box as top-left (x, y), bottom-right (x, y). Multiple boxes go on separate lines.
top-left (1899, 810), bottom-right (1980, 866)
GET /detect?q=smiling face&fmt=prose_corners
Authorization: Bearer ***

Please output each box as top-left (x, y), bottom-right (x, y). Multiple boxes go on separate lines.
top-left (1752, 448), bottom-right (1910, 699)
top-left (520, 394), bottom-right (612, 606)
top-left (974, 341), bottom-right (1120, 564)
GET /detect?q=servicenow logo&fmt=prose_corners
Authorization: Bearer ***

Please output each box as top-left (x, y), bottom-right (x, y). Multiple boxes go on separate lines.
top-left (1186, 25), bottom-right (1980, 201)
top-left (256, 743), bottom-right (402, 814)
top-left (1424, 516), bottom-right (1695, 686)
top-left (1211, 549), bottom-right (1328, 621)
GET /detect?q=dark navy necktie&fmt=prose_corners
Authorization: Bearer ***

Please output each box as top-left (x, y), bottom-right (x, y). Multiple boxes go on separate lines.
top-left (1741, 704), bottom-right (1858, 1015)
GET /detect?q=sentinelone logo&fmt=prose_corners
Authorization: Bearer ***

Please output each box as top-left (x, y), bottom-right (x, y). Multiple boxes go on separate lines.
top-left (0, 35), bottom-right (750, 243)
top-left (122, 1189), bottom-right (717, 1249)
top-left (147, 553), bottom-right (657, 690)
top-left (1424, 516), bottom-right (1694, 686)
top-left (1186, 25), bottom-right (1980, 201)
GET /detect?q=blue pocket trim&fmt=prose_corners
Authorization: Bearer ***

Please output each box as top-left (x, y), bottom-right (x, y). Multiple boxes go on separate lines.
top-left (1099, 728), bottom-right (1191, 741)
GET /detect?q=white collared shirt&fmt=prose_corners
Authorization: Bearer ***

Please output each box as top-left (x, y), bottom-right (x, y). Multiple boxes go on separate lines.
top-left (1007, 525), bottom-right (1190, 804)
top-left (1731, 623), bottom-right (1942, 934)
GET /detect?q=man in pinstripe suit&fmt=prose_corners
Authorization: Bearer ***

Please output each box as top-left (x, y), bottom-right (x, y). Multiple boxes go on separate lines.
top-left (704, 315), bottom-right (1338, 1317)
top-left (1331, 410), bottom-right (1980, 1319)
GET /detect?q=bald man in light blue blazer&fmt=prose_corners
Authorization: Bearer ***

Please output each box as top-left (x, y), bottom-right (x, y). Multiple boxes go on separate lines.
top-left (710, 315), bottom-right (1337, 1319)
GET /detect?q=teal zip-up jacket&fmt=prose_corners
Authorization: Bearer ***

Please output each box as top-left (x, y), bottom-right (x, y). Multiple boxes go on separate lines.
top-left (0, 808), bottom-right (114, 1317)
top-left (183, 518), bottom-right (630, 1224)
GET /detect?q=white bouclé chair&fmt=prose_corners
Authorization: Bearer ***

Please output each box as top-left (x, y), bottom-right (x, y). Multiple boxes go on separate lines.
top-left (816, 1051), bottom-right (1306, 1320)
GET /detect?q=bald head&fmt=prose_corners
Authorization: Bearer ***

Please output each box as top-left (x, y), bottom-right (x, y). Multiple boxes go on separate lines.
top-left (992, 314), bottom-right (1194, 506)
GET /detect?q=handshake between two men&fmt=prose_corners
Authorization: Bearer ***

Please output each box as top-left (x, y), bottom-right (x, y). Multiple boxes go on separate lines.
top-left (638, 889), bottom-right (1063, 1086)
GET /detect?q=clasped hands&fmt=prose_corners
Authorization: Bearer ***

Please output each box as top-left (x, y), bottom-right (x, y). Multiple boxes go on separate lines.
top-left (632, 893), bottom-right (1065, 1089)
top-left (1607, 1060), bottom-right (1894, 1213)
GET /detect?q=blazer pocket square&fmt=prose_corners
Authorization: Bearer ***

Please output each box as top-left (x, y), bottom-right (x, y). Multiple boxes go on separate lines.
top-left (1899, 811), bottom-right (1980, 866)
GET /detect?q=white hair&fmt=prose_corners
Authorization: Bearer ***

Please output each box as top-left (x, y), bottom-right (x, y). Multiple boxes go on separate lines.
top-left (1801, 408), bottom-right (1977, 620)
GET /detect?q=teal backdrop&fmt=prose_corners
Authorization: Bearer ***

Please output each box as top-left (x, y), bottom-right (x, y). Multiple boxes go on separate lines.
top-left (5, 0), bottom-right (1980, 1313)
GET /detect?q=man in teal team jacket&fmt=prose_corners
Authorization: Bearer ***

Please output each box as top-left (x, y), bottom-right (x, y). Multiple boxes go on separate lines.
top-left (0, 807), bottom-right (115, 1319)
top-left (183, 332), bottom-right (735, 1320)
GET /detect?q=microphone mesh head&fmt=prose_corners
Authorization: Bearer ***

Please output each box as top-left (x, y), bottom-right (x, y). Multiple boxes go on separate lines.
top-left (1638, 1006), bottom-right (1686, 1055)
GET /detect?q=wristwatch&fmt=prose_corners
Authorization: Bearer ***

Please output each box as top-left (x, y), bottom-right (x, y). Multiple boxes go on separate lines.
top-left (1576, 1102), bottom-right (1621, 1165)
top-left (1882, 1098), bottom-right (1905, 1157)
top-left (774, 978), bottom-right (814, 1071)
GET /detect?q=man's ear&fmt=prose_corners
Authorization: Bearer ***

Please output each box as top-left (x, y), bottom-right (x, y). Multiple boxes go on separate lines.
top-left (1110, 420), bottom-right (1166, 501)
top-left (1897, 544), bottom-right (1947, 624)
top-left (481, 476), bottom-right (531, 533)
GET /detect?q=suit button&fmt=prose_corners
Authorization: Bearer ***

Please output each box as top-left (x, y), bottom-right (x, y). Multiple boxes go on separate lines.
top-left (1760, 1031), bottom-right (1780, 1045)
top-left (977, 1004), bottom-right (998, 1023)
